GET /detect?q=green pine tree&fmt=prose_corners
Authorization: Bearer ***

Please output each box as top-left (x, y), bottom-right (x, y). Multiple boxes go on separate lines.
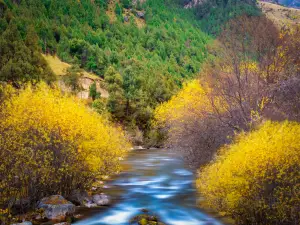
top-left (104, 66), bottom-right (126, 120)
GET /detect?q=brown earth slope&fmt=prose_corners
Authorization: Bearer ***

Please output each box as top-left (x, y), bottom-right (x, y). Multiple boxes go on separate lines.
top-left (260, 1), bottom-right (300, 26)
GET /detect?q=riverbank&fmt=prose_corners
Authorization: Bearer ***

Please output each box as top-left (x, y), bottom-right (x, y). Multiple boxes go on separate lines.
top-left (4, 148), bottom-right (232, 225)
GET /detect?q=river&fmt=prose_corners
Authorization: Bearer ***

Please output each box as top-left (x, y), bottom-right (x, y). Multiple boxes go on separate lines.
top-left (74, 149), bottom-right (223, 225)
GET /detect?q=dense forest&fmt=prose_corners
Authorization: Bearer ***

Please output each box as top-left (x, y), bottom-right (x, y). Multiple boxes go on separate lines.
top-left (0, 0), bottom-right (260, 138)
top-left (1, 0), bottom-right (211, 135)
top-left (0, 0), bottom-right (299, 224)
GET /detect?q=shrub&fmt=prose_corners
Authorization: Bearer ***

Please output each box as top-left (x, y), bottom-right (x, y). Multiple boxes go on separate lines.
top-left (153, 17), bottom-right (299, 168)
top-left (153, 80), bottom-right (232, 167)
top-left (0, 83), bottom-right (130, 210)
top-left (197, 121), bottom-right (300, 224)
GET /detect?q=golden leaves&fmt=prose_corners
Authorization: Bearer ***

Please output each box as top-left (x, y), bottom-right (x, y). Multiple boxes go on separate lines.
top-left (0, 83), bottom-right (131, 207)
top-left (154, 79), bottom-right (211, 128)
top-left (197, 121), bottom-right (300, 223)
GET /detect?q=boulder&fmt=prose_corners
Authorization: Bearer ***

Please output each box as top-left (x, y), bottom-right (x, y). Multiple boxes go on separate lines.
top-left (83, 200), bottom-right (98, 208)
top-left (37, 195), bottom-right (75, 221)
top-left (67, 189), bottom-right (89, 206)
top-left (124, 16), bottom-right (129, 22)
top-left (92, 194), bottom-right (110, 206)
top-left (53, 223), bottom-right (70, 225)
top-left (11, 222), bottom-right (32, 225)
top-left (130, 213), bottom-right (166, 225)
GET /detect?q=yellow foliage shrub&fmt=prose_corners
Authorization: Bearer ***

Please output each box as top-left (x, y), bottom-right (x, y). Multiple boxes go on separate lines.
top-left (197, 121), bottom-right (300, 224)
top-left (153, 80), bottom-right (231, 166)
top-left (0, 83), bottom-right (130, 206)
top-left (154, 79), bottom-right (212, 128)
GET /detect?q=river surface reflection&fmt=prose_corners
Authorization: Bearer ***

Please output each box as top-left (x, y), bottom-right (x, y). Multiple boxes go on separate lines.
top-left (74, 149), bottom-right (223, 225)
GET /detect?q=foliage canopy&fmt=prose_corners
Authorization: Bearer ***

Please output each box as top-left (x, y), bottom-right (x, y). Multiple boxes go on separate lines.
top-left (0, 83), bottom-right (130, 209)
top-left (197, 121), bottom-right (300, 225)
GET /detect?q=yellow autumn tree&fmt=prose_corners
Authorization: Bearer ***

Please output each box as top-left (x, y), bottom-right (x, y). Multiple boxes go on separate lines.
top-left (197, 121), bottom-right (300, 224)
top-left (153, 80), bottom-right (231, 166)
top-left (154, 79), bottom-right (212, 128)
top-left (0, 83), bottom-right (131, 207)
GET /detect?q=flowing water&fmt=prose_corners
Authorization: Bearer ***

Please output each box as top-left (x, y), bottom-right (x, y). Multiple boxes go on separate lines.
top-left (74, 149), bottom-right (223, 225)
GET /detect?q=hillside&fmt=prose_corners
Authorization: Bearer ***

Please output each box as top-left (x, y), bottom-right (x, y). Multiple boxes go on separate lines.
top-left (0, 0), bottom-right (282, 136)
top-left (261, 0), bottom-right (300, 8)
top-left (260, 1), bottom-right (300, 26)
top-left (0, 0), bottom-right (213, 132)
top-left (42, 54), bottom-right (109, 99)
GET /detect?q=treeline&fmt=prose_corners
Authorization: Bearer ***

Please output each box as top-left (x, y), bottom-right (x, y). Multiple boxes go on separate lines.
top-left (0, 22), bottom-right (55, 86)
top-left (0, 83), bottom-right (131, 223)
top-left (0, 0), bottom-right (211, 136)
top-left (154, 15), bottom-right (300, 224)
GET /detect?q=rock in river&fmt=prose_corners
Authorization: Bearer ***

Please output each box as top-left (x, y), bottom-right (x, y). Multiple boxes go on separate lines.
top-left (53, 223), bottom-right (71, 225)
top-left (92, 193), bottom-right (111, 206)
top-left (37, 195), bottom-right (75, 221)
top-left (83, 200), bottom-right (98, 208)
top-left (11, 222), bottom-right (32, 225)
top-left (130, 213), bottom-right (166, 225)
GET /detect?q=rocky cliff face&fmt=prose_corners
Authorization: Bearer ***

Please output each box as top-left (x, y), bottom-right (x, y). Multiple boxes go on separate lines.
top-left (184, 0), bottom-right (206, 9)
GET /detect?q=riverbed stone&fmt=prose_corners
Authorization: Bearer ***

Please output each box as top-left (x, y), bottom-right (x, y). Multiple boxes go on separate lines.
top-left (130, 214), bottom-right (166, 225)
top-left (67, 189), bottom-right (89, 206)
top-left (141, 208), bottom-right (149, 213)
top-left (11, 222), bottom-right (32, 225)
top-left (92, 193), bottom-right (110, 206)
top-left (53, 223), bottom-right (70, 225)
top-left (83, 200), bottom-right (98, 208)
top-left (37, 195), bottom-right (75, 221)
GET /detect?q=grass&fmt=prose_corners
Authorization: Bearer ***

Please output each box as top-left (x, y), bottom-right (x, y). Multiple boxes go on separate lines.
top-left (42, 53), bottom-right (101, 80)
top-left (42, 54), bottom-right (71, 76)
top-left (259, 1), bottom-right (300, 27)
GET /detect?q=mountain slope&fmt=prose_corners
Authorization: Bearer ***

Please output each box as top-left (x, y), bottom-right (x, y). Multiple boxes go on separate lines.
top-left (260, 1), bottom-right (300, 26)
top-left (0, 0), bottom-right (211, 132)
top-left (261, 0), bottom-right (300, 8)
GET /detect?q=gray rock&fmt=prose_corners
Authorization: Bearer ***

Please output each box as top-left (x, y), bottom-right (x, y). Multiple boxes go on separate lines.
top-left (74, 214), bottom-right (83, 219)
top-left (67, 189), bottom-right (89, 206)
top-left (136, 11), bottom-right (145, 18)
top-left (124, 16), bottom-right (129, 22)
top-left (92, 194), bottom-right (111, 206)
top-left (133, 146), bottom-right (145, 150)
top-left (38, 195), bottom-right (75, 221)
top-left (83, 201), bottom-right (98, 208)
top-left (53, 223), bottom-right (70, 225)
top-left (11, 222), bottom-right (32, 225)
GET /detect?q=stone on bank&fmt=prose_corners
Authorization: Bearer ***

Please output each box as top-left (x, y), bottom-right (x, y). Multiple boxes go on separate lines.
top-left (37, 195), bottom-right (75, 221)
